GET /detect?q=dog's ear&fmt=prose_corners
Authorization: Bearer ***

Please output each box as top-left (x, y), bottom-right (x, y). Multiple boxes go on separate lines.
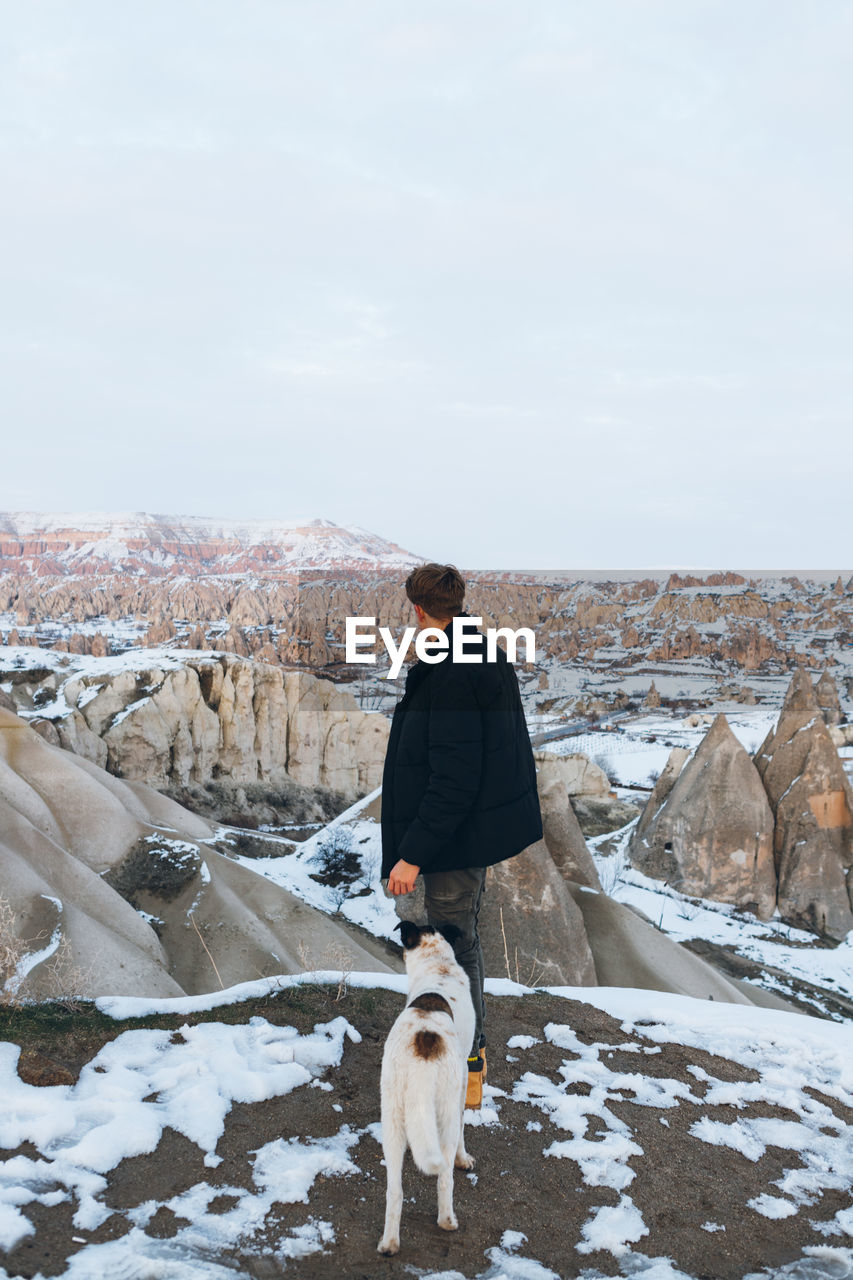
top-left (437, 923), bottom-right (463, 948)
top-left (394, 920), bottom-right (422, 950)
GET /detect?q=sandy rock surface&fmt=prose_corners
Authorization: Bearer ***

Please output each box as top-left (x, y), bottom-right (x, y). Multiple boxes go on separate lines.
top-left (754, 670), bottom-right (853, 939)
top-left (629, 713), bottom-right (776, 919)
top-left (0, 707), bottom-right (397, 1001)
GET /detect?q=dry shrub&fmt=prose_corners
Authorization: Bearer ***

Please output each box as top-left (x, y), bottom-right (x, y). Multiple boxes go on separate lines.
top-left (0, 894), bottom-right (96, 1010)
top-left (0, 895), bottom-right (29, 1010)
top-left (498, 906), bottom-right (546, 988)
top-left (296, 938), bottom-right (354, 1002)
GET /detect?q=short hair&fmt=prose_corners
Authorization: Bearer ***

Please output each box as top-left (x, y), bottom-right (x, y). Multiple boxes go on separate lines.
top-left (405, 563), bottom-right (465, 620)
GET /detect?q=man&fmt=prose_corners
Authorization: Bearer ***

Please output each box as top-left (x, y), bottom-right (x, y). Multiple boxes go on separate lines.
top-left (381, 563), bottom-right (543, 1107)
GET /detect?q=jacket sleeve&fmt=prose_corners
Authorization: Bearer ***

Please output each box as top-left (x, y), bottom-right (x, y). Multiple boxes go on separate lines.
top-left (396, 664), bottom-right (483, 873)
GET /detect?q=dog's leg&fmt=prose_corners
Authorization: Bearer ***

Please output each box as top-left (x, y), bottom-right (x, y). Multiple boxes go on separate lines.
top-left (436, 1149), bottom-right (458, 1232)
top-left (454, 1068), bottom-right (475, 1170)
top-left (377, 1120), bottom-right (405, 1255)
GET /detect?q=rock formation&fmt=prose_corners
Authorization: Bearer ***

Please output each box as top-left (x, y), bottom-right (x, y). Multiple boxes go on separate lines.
top-left (628, 715), bottom-right (776, 919)
top-left (532, 750), bottom-right (610, 800)
top-left (0, 512), bottom-right (419, 576)
top-left (535, 757), bottom-right (602, 890)
top-left (567, 883), bottom-right (772, 1004)
top-left (815, 668), bottom-right (843, 726)
top-left (0, 706), bottom-right (396, 1000)
top-left (479, 841), bottom-right (598, 987)
top-left (632, 746), bottom-right (690, 847)
top-left (754, 669), bottom-right (853, 940)
top-left (622, 670), bottom-right (853, 940)
top-left (2, 518), bottom-right (850, 692)
top-left (644, 681), bottom-right (661, 708)
top-left (6, 654), bottom-right (390, 809)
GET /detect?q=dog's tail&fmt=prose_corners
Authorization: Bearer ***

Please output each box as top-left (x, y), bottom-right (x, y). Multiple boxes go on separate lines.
top-left (404, 1040), bottom-right (447, 1176)
top-left (405, 1098), bottom-right (445, 1176)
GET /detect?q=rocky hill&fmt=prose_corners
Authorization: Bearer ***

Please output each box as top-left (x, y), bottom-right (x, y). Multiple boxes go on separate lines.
top-left (1, 516), bottom-right (850, 719)
top-left (0, 648), bottom-right (390, 825)
top-left (12, 693), bottom-right (852, 1280)
top-left (3, 647), bottom-right (852, 1278)
top-left (629, 669), bottom-right (853, 942)
top-left (0, 705), bottom-right (396, 1002)
top-left (0, 512), bottom-right (419, 576)
top-left (1, 680), bottom-right (795, 1012)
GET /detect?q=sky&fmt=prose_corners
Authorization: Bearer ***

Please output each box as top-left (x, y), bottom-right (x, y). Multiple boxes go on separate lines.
top-left (0, 2), bottom-right (850, 570)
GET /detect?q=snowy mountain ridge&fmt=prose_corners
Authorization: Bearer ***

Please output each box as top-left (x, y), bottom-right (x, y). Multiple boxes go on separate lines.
top-left (0, 511), bottom-right (421, 575)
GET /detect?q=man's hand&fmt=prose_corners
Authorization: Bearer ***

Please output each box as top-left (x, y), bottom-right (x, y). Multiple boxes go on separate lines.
top-left (387, 859), bottom-right (420, 895)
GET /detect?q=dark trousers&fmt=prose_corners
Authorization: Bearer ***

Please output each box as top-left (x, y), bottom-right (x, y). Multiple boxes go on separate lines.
top-left (421, 865), bottom-right (487, 1057)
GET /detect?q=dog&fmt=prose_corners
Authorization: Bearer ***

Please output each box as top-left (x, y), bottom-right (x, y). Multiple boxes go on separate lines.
top-left (377, 920), bottom-right (476, 1256)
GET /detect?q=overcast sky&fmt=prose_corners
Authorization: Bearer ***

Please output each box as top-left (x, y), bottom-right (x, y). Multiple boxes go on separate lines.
top-left (1, 2), bottom-right (850, 570)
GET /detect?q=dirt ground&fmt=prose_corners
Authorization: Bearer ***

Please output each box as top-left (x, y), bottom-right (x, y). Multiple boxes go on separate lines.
top-left (1, 985), bottom-right (851, 1280)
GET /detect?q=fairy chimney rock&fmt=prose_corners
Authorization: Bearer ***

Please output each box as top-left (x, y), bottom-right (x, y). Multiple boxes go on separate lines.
top-left (479, 841), bottom-right (598, 988)
top-left (633, 746), bottom-right (690, 845)
top-left (815, 669), bottom-right (842, 727)
top-left (754, 669), bottom-right (853, 940)
top-left (536, 758), bottom-right (602, 891)
top-left (629, 714), bottom-right (776, 919)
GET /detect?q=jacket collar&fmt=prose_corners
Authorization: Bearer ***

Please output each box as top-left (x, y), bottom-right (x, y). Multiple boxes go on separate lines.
top-left (401, 610), bottom-right (483, 693)
top-left (416, 610), bottom-right (481, 659)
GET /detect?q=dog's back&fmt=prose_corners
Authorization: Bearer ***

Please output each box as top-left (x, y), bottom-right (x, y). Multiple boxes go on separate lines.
top-left (381, 1004), bottom-right (465, 1176)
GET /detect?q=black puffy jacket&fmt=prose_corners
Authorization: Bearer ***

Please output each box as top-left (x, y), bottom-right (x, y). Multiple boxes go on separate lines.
top-left (380, 612), bottom-right (543, 877)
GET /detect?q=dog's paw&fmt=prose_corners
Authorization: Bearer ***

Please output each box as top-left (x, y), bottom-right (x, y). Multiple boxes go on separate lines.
top-left (455, 1151), bottom-right (475, 1170)
top-left (438, 1214), bottom-right (459, 1232)
top-left (377, 1237), bottom-right (399, 1255)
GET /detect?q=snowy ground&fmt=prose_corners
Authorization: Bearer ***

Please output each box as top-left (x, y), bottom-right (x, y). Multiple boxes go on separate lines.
top-left (541, 706), bottom-right (780, 787)
top-left (587, 820), bottom-right (853, 1024)
top-left (0, 1007), bottom-right (361, 1273)
top-left (207, 785), bottom-right (400, 947)
top-left (2, 977), bottom-right (853, 1279)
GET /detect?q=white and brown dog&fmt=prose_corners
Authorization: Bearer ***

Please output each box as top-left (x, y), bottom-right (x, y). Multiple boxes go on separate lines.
top-left (377, 920), bottom-right (476, 1256)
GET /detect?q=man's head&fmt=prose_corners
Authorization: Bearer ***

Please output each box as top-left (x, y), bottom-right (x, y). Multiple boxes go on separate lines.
top-left (405, 563), bottom-right (465, 630)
